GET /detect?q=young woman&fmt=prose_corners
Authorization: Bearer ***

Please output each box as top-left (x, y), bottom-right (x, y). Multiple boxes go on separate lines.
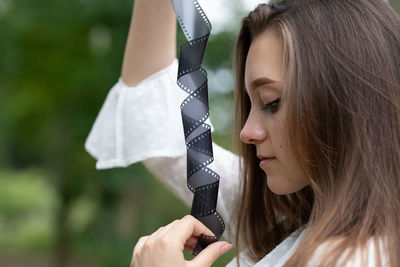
top-left (85, 0), bottom-right (400, 266)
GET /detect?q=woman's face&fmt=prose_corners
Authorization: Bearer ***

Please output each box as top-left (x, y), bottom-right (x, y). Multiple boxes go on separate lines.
top-left (240, 29), bottom-right (309, 195)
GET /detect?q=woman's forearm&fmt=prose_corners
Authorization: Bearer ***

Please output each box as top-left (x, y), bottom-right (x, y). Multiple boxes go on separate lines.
top-left (121, 0), bottom-right (176, 86)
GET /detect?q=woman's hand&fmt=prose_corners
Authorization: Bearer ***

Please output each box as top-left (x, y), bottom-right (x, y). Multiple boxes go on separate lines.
top-left (130, 215), bottom-right (233, 267)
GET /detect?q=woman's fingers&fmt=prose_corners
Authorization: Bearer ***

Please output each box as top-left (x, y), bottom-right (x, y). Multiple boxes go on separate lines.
top-left (185, 235), bottom-right (199, 249)
top-left (183, 235), bottom-right (199, 254)
top-left (190, 241), bottom-right (233, 267)
top-left (134, 217), bottom-right (194, 258)
top-left (149, 226), bottom-right (164, 237)
top-left (150, 219), bottom-right (179, 239)
top-left (134, 220), bottom-right (178, 256)
top-left (165, 215), bottom-right (233, 266)
top-left (132, 235), bottom-right (149, 257)
top-left (168, 215), bottom-right (215, 245)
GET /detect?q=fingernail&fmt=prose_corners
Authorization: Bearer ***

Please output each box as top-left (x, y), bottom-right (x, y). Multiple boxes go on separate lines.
top-left (220, 243), bottom-right (233, 255)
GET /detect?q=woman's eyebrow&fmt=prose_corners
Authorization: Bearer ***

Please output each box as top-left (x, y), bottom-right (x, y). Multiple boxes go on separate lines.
top-left (248, 77), bottom-right (281, 92)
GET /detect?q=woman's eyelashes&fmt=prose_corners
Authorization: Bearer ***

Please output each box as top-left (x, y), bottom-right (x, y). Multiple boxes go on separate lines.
top-left (262, 97), bottom-right (281, 113)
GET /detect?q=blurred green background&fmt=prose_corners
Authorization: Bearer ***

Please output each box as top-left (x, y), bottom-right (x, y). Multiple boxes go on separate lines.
top-left (0, 0), bottom-right (398, 266)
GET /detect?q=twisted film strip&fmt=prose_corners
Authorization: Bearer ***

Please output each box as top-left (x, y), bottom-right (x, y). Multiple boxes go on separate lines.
top-left (170, 0), bottom-right (225, 255)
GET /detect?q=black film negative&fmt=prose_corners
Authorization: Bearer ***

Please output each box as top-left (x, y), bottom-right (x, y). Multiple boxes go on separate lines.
top-left (170, 0), bottom-right (225, 256)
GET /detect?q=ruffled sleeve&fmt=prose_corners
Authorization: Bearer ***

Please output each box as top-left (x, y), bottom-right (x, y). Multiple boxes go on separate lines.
top-left (85, 59), bottom-right (211, 169)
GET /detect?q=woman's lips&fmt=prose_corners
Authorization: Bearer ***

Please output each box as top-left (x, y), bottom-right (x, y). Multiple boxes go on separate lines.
top-left (259, 157), bottom-right (276, 168)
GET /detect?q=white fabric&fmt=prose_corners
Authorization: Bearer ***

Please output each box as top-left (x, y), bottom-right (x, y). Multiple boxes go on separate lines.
top-left (85, 59), bottom-right (387, 266)
top-left (252, 227), bottom-right (306, 267)
top-left (308, 236), bottom-right (388, 267)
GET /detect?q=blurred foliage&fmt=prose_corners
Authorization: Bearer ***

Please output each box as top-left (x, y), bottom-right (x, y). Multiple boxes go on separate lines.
top-left (394, 0), bottom-right (400, 14)
top-left (0, 0), bottom-right (236, 266)
top-left (0, 168), bottom-right (56, 251)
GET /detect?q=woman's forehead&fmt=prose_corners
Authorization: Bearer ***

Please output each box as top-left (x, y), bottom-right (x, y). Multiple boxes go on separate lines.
top-left (245, 30), bottom-right (284, 92)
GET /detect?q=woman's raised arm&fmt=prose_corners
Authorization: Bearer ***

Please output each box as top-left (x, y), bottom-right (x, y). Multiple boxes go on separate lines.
top-left (121, 0), bottom-right (176, 86)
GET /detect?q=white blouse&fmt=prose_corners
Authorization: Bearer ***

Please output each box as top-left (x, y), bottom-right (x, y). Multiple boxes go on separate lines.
top-left (85, 59), bottom-right (387, 266)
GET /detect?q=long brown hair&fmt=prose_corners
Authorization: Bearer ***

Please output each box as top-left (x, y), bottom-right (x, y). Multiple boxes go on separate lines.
top-left (233, 0), bottom-right (400, 266)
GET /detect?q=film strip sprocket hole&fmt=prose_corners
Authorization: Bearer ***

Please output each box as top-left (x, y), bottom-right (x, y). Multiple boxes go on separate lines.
top-left (170, 0), bottom-right (225, 256)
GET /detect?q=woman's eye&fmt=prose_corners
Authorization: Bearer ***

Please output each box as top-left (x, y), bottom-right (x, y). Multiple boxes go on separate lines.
top-left (262, 97), bottom-right (281, 113)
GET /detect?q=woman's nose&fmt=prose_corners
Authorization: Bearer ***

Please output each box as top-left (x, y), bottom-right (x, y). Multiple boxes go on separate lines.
top-left (240, 113), bottom-right (268, 144)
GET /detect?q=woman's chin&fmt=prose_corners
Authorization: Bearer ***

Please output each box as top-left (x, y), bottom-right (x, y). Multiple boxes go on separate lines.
top-left (266, 175), bottom-right (308, 195)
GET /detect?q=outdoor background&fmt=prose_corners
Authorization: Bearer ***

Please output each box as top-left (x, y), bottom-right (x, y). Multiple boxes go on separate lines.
top-left (0, 0), bottom-right (399, 266)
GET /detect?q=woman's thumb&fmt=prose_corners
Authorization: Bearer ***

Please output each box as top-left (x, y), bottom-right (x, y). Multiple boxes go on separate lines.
top-left (190, 241), bottom-right (233, 267)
